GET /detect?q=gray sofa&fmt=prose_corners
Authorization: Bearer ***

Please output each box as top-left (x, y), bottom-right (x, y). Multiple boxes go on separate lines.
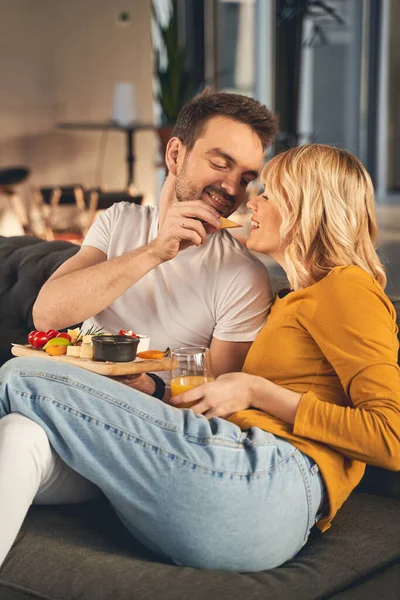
top-left (0, 235), bottom-right (399, 600)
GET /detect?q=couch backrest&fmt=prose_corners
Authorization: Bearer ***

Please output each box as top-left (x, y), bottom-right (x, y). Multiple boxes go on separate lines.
top-left (0, 236), bottom-right (79, 364)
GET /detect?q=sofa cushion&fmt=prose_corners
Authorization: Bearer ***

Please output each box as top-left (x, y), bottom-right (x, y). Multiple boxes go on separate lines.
top-left (0, 236), bottom-right (79, 365)
top-left (0, 492), bottom-right (399, 600)
top-left (328, 565), bottom-right (400, 600)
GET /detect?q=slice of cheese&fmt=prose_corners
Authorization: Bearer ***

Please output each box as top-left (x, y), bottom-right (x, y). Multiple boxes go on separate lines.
top-left (66, 345), bottom-right (81, 358)
top-left (80, 344), bottom-right (93, 359)
top-left (80, 335), bottom-right (94, 359)
top-left (219, 216), bottom-right (241, 229)
top-left (67, 327), bottom-right (81, 345)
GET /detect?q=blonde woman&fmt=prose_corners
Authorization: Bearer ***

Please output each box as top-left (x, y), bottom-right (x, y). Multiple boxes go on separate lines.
top-left (0, 144), bottom-right (399, 571)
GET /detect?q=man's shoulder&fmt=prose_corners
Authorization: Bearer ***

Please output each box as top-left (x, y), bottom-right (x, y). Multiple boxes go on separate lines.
top-left (195, 231), bottom-right (271, 295)
top-left (111, 201), bottom-right (155, 219)
top-left (108, 202), bottom-right (157, 233)
top-left (208, 230), bottom-right (268, 270)
top-left (83, 202), bottom-right (158, 254)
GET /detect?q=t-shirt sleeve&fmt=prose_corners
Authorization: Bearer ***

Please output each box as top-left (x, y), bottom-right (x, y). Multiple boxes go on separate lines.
top-left (82, 204), bottom-right (121, 255)
top-left (293, 268), bottom-right (400, 471)
top-left (213, 260), bottom-right (273, 342)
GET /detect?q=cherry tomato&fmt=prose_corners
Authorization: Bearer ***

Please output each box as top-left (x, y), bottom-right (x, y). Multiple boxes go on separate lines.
top-left (118, 329), bottom-right (139, 338)
top-left (28, 330), bottom-right (38, 346)
top-left (45, 329), bottom-right (59, 340)
top-left (56, 332), bottom-right (71, 342)
top-left (31, 331), bottom-right (50, 348)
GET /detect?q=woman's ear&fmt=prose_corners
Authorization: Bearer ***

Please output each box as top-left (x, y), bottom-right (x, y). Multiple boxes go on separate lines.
top-left (165, 137), bottom-right (183, 176)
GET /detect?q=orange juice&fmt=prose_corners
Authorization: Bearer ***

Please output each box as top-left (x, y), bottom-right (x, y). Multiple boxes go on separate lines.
top-left (170, 375), bottom-right (214, 407)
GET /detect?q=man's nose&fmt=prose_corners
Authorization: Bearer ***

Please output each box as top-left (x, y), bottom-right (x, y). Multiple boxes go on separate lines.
top-left (220, 174), bottom-right (241, 197)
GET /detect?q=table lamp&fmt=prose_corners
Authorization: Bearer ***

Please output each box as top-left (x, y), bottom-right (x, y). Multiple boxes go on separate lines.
top-left (112, 82), bottom-right (138, 126)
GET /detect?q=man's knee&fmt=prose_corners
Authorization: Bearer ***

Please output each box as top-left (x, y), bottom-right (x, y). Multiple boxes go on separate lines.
top-left (0, 413), bottom-right (50, 454)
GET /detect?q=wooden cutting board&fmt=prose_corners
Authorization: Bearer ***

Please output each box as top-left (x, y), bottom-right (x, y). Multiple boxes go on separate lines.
top-left (11, 345), bottom-right (177, 376)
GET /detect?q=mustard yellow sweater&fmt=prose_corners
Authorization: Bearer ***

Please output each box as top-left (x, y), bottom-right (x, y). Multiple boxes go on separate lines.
top-left (228, 266), bottom-right (400, 532)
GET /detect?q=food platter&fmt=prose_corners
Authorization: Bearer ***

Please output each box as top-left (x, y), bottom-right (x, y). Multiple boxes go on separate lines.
top-left (11, 344), bottom-right (177, 376)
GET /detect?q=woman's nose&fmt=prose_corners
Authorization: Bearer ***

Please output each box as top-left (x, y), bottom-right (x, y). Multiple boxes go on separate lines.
top-left (246, 193), bottom-right (259, 211)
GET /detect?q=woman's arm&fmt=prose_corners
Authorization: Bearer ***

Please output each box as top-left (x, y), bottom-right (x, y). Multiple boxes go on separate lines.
top-left (250, 369), bottom-right (400, 471)
top-left (288, 272), bottom-right (400, 471)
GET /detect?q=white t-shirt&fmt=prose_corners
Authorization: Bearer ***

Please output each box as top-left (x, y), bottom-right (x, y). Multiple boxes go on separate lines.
top-left (82, 202), bottom-right (272, 366)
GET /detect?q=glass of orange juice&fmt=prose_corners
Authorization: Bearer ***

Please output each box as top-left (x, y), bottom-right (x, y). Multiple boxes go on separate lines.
top-left (170, 347), bottom-right (214, 408)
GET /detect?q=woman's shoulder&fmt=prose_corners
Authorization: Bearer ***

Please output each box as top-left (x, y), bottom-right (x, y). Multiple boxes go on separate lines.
top-left (317, 265), bottom-right (383, 295)
top-left (309, 265), bottom-right (395, 322)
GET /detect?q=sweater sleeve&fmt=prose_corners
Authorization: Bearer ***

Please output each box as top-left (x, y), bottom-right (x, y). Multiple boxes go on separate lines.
top-left (293, 268), bottom-right (400, 471)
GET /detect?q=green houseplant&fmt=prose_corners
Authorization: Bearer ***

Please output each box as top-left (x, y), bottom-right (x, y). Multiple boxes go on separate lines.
top-left (152, 0), bottom-right (194, 154)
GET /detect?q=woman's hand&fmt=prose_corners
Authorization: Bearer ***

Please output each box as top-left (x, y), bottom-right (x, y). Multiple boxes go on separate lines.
top-left (169, 372), bottom-right (302, 424)
top-left (169, 372), bottom-right (258, 419)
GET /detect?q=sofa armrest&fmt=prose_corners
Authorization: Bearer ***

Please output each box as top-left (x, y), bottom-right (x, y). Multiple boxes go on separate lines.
top-left (355, 465), bottom-right (400, 501)
top-left (0, 235), bottom-right (80, 366)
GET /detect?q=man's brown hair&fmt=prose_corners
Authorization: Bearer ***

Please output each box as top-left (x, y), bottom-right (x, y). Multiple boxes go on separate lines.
top-left (171, 89), bottom-right (278, 152)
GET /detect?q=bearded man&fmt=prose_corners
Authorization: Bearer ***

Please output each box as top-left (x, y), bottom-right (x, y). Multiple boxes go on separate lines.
top-left (33, 90), bottom-right (278, 397)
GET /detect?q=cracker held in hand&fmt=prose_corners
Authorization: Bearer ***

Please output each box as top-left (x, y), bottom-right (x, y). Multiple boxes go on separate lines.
top-left (218, 217), bottom-right (241, 229)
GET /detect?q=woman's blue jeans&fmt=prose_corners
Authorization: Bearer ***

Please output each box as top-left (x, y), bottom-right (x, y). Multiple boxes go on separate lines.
top-left (0, 357), bottom-right (325, 571)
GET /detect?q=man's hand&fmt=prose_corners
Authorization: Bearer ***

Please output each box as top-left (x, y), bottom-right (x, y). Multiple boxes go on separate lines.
top-left (150, 201), bottom-right (221, 262)
top-left (110, 373), bottom-right (156, 396)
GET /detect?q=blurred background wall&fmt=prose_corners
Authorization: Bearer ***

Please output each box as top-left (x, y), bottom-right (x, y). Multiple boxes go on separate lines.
top-left (0, 0), bottom-right (155, 205)
top-left (0, 0), bottom-right (398, 225)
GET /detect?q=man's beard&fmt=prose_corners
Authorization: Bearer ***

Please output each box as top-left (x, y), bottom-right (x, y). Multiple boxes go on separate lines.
top-left (175, 163), bottom-right (201, 204)
top-left (175, 162), bottom-right (236, 217)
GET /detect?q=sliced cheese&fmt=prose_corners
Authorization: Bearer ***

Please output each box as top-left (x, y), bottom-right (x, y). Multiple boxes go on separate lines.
top-left (66, 345), bottom-right (81, 358)
top-left (68, 327), bottom-right (81, 345)
top-left (80, 335), bottom-right (94, 359)
top-left (67, 327), bottom-right (81, 337)
top-left (219, 216), bottom-right (241, 229)
top-left (80, 344), bottom-right (93, 359)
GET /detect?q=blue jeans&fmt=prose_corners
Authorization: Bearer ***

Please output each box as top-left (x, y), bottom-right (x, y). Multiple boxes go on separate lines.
top-left (0, 357), bottom-right (326, 571)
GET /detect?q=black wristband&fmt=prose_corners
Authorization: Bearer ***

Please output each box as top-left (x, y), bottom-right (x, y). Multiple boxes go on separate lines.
top-left (147, 372), bottom-right (166, 400)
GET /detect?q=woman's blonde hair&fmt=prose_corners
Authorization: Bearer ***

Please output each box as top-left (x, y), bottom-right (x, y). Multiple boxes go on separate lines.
top-left (261, 143), bottom-right (386, 290)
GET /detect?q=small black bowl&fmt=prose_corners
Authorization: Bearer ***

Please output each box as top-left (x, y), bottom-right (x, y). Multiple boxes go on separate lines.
top-left (92, 335), bottom-right (140, 362)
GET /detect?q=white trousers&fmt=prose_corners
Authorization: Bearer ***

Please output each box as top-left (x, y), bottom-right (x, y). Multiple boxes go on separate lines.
top-left (0, 413), bottom-right (100, 567)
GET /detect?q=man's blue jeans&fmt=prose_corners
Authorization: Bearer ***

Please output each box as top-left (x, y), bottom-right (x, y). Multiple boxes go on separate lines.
top-left (0, 357), bottom-right (325, 571)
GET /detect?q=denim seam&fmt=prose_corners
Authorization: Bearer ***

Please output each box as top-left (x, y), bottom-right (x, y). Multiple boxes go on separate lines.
top-left (182, 436), bottom-right (280, 449)
top-left (183, 436), bottom-right (245, 448)
top-left (292, 450), bottom-right (313, 541)
top-left (15, 370), bottom-right (178, 431)
top-left (11, 387), bottom-right (292, 479)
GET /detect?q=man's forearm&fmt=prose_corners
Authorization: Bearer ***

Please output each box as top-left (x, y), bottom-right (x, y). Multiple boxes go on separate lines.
top-left (33, 242), bottom-right (162, 331)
